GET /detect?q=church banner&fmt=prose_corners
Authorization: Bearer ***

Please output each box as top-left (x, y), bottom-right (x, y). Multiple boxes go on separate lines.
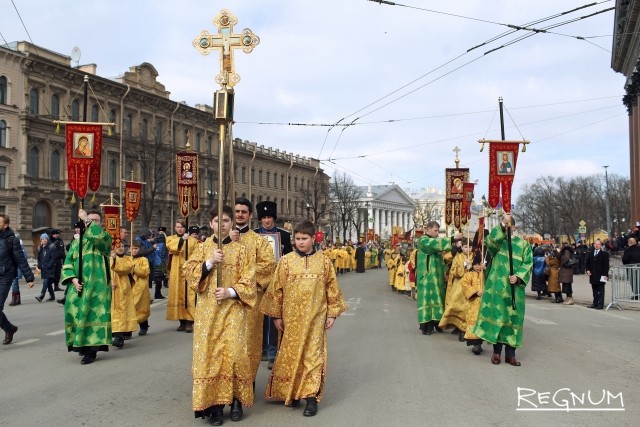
top-left (65, 124), bottom-right (103, 199)
top-left (176, 151), bottom-right (199, 217)
top-left (445, 168), bottom-right (469, 230)
top-left (487, 141), bottom-right (519, 213)
top-left (124, 181), bottom-right (143, 222)
top-left (103, 204), bottom-right (121, 249)
top-left (461, 182), bottom-right (475, 219)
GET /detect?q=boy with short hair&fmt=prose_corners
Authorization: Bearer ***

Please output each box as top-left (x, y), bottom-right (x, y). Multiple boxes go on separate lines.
top-left (260, 220), bottom-right (348, 417)
top-left (183, 206), bottom-right (256, 425)
top-left (130, 242), bottom-right (151, 336)
top-left (110, 242), bottom-right (137, 348)
top-left (460, 252), bottom-right (486, 355)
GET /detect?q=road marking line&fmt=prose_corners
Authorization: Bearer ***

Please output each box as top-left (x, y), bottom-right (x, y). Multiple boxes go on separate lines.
top-left (46, 330), bottom-right (65, 336)
top-left (524, 315), bottom-right (558, 325)
top-left (342, 313), bottom-right (355, 316)
top-left (15, 339), bottom-right (40, 345)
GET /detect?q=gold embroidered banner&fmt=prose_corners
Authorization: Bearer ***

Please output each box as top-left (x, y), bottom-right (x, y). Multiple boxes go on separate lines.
top-left (462, 182), bottom-right (475, 219)
top-left (103, 205), bottom-right (121, 249)
top-left (445, 168), bottom-right (469, 229)
top-left (124, 181), bottom-right (143, 222)
top-left (176, 151), bottom-right (199, 217)
top-left (487, 141), bottom-right (519, 213)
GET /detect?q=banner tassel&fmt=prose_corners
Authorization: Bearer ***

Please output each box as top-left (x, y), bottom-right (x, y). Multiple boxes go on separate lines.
top-left (71, 193), bottom-right (76, 205)
top-left (55, 123), bottom-right (60, 134)
top-left (90, 193), bottom-right (96, 203)
top-left (108, 126), bottom-right (113, 137)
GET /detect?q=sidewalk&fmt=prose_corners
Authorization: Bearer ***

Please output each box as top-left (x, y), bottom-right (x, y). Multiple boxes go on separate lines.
top-left (524, 272), bottom-right (640, 311)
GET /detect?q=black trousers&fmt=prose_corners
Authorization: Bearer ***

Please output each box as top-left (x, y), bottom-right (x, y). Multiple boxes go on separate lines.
top-left (493, 343), bottom-right (516, 358)
top-left (591, 283), bottom-right (605, 307)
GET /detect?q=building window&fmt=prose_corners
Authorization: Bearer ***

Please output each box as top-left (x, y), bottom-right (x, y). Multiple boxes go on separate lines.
top-left (281, 175), bottom-right (284, 189)
top-left (294, 177), bottom-right (298, 191)
top-left (281, 198), bottom-right (285, 212)
top-left (91, 104), bottom-right (99, 122)
top-left (0, 76), bottom-right (7, 104)
top-left (258, 171), bottom-right (263, 186)
top-left (241, 167), bottom-right (246, 184)
top-left (51, 95), bottom-right (60, 119)
top-left (29, 88), bottom-right (39, 115)
top-left (33, 200), bottom-right (51, 228)
top-left (110, 109), bottom-right (117, 132)
top-left (0, 166), bottom-right (6, 188)
top-left (266, 171), bottom-right (270, 188)
top-left (108, 159), bottom-right (117, 186)
top-left (207, 136), bottom-right (212, 154)
top-left (250, 168), bottom-right (255, 185)
top-left (50, 150), bottom-right (60, 180)
top-left (28, 147), bottom-right (39, 177)
top-left (126, 161), bottom-right (134, 179)
top-left (0, 120), bottom-right (6, 148)
top-left (125, 114), bottom-right (132, 139)
top-left (195, 133), bottom-right (201, 152)
top-left (71, 100), bottom-right (80, 120)
top-left (155, 120), bottom-right (163, 144)
top-left (141, 118), bottom-right (148, 141)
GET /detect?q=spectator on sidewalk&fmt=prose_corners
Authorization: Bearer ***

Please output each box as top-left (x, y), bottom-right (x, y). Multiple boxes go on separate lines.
top-left (558, 244), bottom-right (575, 305)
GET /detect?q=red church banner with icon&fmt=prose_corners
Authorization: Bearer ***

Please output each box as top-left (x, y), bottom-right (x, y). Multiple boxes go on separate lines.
top-left (487, 141), bottom-right (519, 213)
top-left (461, 182), bottom-right (475, 219)
top-left (103, 205), bottom-right (121, 249)
top-left (445, 168), bottom-right (469, 230)
top-left (176, 151), bottom-right (199, 217)
top-left (124, 181), bottom-right (143, 222)
top-left (65, 124), bottom-right (103, 199)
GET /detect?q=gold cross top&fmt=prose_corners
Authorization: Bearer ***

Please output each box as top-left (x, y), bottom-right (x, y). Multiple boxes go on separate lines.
top-left (193, 9), bottom-right (260, 87)
top-left (453, 146), bottom-right (461, 168)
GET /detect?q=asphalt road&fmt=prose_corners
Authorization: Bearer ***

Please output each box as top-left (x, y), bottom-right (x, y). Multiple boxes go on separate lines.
top-left (2, 269), bottom-right (639, 427)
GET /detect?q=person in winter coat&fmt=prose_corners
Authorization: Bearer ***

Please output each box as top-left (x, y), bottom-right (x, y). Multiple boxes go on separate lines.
top-left (35, 233), bottom-right (56, 302)
top-left (545, 249), bottom-right (563, 303)
top-left (531, 246), bottom-right (547, 299)
top-left (558, 244), bottom-right (576, 305)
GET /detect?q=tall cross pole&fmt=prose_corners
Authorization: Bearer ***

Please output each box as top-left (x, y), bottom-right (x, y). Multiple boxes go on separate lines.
top-left (193, 9), bottom-right (260, 289)
top-left (453, 146), bottom-right (461, 168)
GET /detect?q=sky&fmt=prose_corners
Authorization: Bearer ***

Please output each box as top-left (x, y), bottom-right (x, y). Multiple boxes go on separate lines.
top-left (1, 0), bottom-right (629, 202)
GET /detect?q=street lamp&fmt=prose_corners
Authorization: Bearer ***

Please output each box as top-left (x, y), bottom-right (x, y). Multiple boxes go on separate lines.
top-left (306, 203), bottom-right (311, 220)
top-left (603, 165), bottom-right (612, 240)
top-left (364, 201), bottom-right (370, 242)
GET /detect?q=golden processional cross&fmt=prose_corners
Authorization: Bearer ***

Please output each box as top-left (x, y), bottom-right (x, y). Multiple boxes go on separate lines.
top-left (192, 9), bottom-right (260, 87)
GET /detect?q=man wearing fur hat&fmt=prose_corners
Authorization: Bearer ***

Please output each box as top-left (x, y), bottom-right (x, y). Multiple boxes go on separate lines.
top-left (254, 201), bottom-right (292, 368)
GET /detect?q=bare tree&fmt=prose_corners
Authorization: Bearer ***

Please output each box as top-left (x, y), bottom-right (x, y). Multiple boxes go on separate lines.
top-left (298, 173), bottom-right (330, 225)
top-left (413, 199), bottom-right (442, 228)
top-left (136, 129), bottom-right (173, 228)
top-left (328, 171), bottom-right (362, 243)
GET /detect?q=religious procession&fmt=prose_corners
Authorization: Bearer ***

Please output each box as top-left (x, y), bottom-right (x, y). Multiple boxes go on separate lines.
top-left (3, 3), bottom-right (640, 425)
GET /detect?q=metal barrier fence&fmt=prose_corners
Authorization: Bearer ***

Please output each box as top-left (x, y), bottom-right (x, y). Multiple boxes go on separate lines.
top-left (607, 263), bottom-right (640, 310)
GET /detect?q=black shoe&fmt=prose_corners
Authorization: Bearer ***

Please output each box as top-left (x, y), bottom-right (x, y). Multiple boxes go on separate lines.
top-left (139, 328), bottom-right (148, 336)
top-left (588, 304), bottom-right (597, 308)
top-left (286, 399), bottom-right (300, 407)
top-left (2, 325), bottom-right (18, 345)
top-left (595, 306), bottom-right (604, 310)
top-left (268, 359), bottom-right (274, 370)
top-left (154, 295), bottom-right (166, 300)
top-left (230, 399), bottom-right (243, 421)
top-left (209, 408), bottom-right (224, 426)
top-left (35, 295), bottom-right (43, 302)
top-left (47, 296), bottom-right (56, 301)
top-left (536, 296), bottom-right (541, 300)
top-left (435, 326), bottom-right (444, 333)
top-left (471, 344), bottom-right (482, 355)
top-left (458, 331), bottom-right (465, 342)
top-left (303, 397), bottom-right (318, 417)
top-left (80, 352), bottom-right (96, 365)
top-left (260, 353), bottom-right (268, 361)
top-left (57, 298), bottom-right (66, 305)
top-left (112, 336), bottom-right (124, 348)
top-left (451, 328), bottom-right (460, 334)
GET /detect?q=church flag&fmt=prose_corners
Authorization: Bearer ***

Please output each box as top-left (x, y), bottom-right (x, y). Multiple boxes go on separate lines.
top-left (484, 140), bottom-right (522, 213)
top-left (461, 182), bottom-right (475, 219)
top-left (176, 151), bottom-right (199, 217)
top-left (65, 124), bottom-right (103, 199)
top-left (124, 181), bottom-right (143, 222)
top-left (445, 168), bottom-right (469, 230)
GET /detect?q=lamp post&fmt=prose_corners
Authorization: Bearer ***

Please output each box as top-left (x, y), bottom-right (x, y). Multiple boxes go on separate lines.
top-left (306, 202), bottom-right (311, 220)
top-left (364, 201), bottom-right (370, 242)
top-left (604, 165), bottom-right (612, 241)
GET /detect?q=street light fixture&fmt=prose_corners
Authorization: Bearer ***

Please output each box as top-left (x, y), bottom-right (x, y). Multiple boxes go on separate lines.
top-left (306, 202), bottom-right (311, 220)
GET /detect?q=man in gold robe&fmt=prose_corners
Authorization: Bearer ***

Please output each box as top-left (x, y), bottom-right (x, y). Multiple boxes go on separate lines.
top-left (166, 219), bottom-right (200, 333)
top-left (184, 206), bottom-right (256, 425)
top-left (230, 198), bottom-right (275, 384)
top-left (260, 220), bottom-right (347, 417)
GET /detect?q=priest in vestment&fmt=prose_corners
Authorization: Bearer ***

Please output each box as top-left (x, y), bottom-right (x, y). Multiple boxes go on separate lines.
top-left (438, 239), bottom-right (470, 340)
top-left (61, 209), bottom-right (112, 365)
top-left (260, 220), bottom-right (347, 417)
top-left (460, 252), bottom-right (485, 355)
top-left (471, 213), bottom-right (532, 366)
top-left (184, 206), bottom-right (256, 425)
top-left (415, 221), bottom-right (461, 335)
top-left (230, 197), bottom-right (275, 384)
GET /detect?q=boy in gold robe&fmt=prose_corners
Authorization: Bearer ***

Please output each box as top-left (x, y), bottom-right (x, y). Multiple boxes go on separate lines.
top-left (184, 206), bottom-right (256, 425)
top-left (110, 242), bottom-right (137, 348)
top-left (260, 220), bottom-right (348, 417)
top-left (461, 252), bottom-right (485, 355)
top-left (130, 242), bottom-right (151, 336)
top-left (386, 251), bottom-right (398, 290)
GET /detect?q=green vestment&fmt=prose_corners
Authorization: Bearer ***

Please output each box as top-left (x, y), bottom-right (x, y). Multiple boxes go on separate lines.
top-left (471, 225), bottom-right (532, 348)
top-left (415, 235), bottom-right (451, 324)
top-left (61, 223), bottom-right (113, 352)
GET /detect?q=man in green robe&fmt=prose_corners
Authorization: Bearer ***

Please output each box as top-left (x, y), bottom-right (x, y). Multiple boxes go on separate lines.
top-left (61, 209), bottom-right (113, 365)
top-left (415, 221), bottom-right (461, 335)
top-left (471, 213), bottom-right (532, 366)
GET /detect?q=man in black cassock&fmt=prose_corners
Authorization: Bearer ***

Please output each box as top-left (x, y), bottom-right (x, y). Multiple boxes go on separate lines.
top-left (355, 242), bottom-right (366, 273)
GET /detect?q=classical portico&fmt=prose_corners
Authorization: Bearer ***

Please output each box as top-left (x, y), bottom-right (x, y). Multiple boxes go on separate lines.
top-left (357, 184), bottom-right (416, 240)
